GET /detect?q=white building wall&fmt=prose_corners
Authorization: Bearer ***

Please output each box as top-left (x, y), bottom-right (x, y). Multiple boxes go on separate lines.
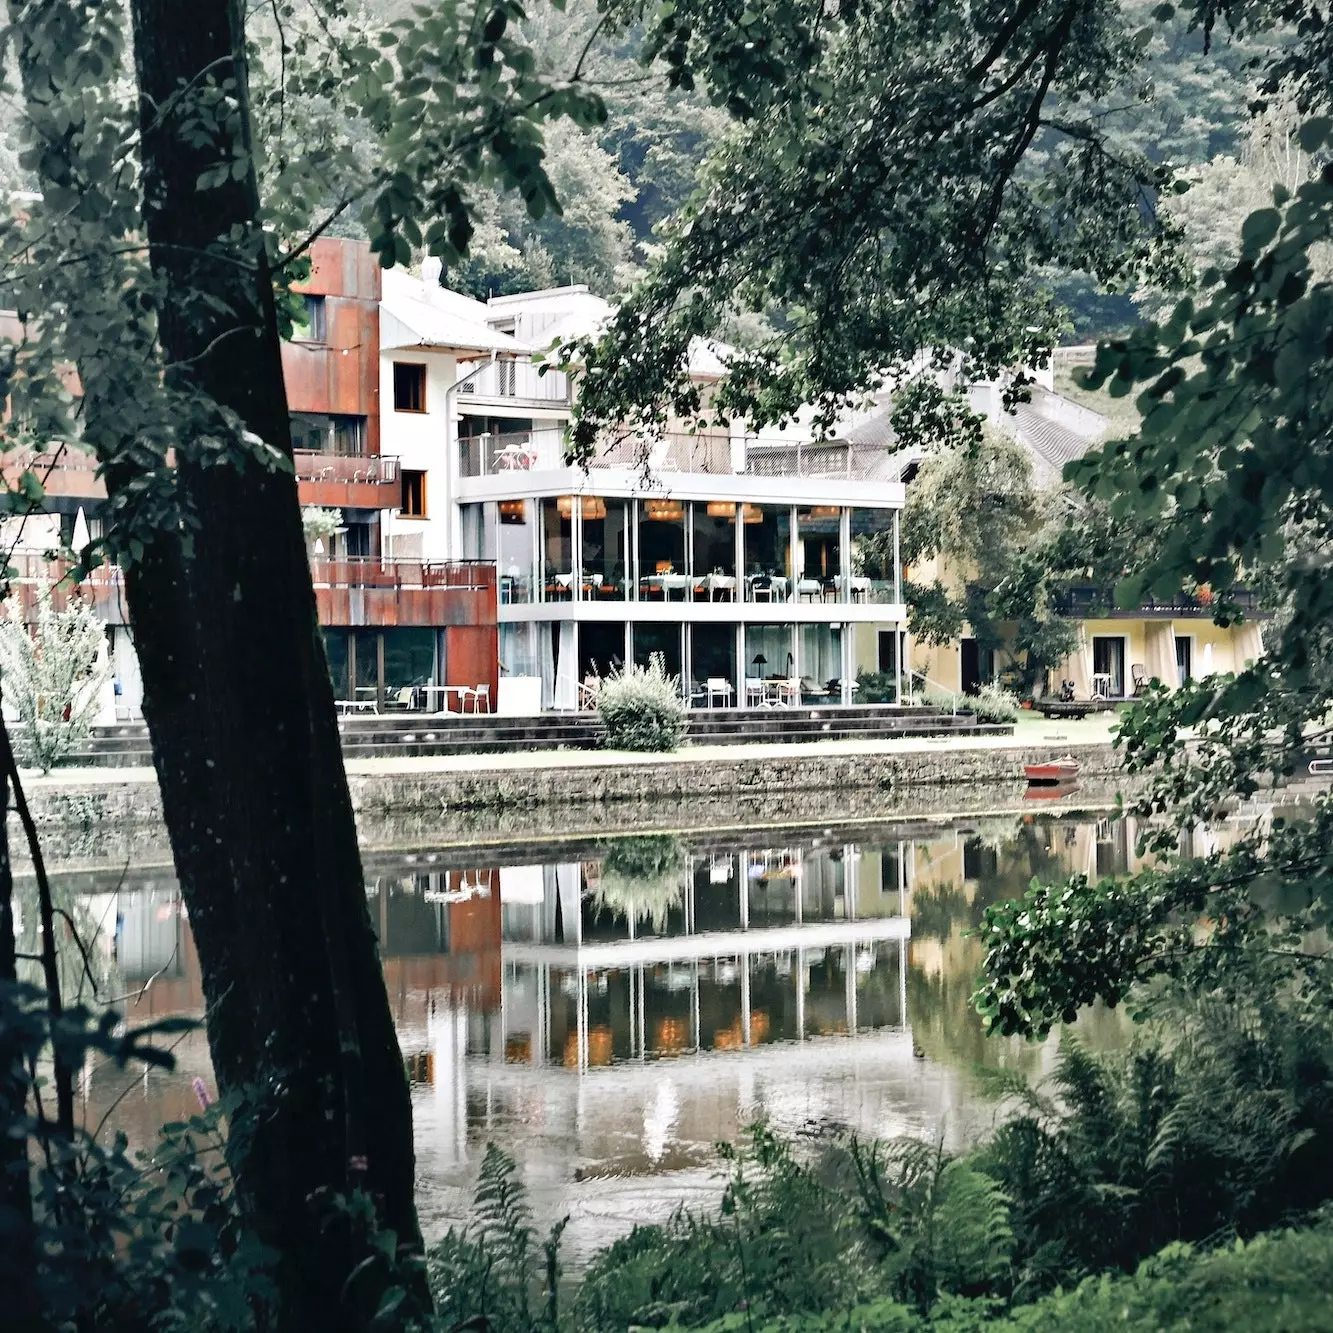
top-left (379, 350), bottom-right (458, 562)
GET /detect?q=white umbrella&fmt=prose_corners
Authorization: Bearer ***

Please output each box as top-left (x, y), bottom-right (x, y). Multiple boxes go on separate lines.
top-left (70, 505), bottom-right (90, 561)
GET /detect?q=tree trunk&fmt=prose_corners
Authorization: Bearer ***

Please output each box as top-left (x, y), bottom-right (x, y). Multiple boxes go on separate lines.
top-left (7, 2), bottom-right (425, 1327)
top-left (126, 2), bottom-right (426, 1323)
top-left (0, 746), bottom-right (39, 1331)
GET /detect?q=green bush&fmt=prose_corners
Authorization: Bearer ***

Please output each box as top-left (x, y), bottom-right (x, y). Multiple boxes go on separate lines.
top-left (596, 656), bottom-right (687, 752)
top-left (856, 669), bottom-right (899, 704)
top-left (971, 683), bottom-right (1021, 724)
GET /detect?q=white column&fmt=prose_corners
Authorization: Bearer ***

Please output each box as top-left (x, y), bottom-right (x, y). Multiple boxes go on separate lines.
top-left (893, 507), bottom-right (902, 607)
top-left (741, 953), bottom-right (752, 1047)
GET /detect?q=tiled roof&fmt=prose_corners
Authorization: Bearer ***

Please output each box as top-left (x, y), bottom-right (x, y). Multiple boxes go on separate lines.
top-left (1009, 402), bottom-right (1101, 485)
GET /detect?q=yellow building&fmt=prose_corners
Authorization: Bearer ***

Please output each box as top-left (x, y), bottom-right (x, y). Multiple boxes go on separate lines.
top-left (903, 373), bottom-right (1264, 699)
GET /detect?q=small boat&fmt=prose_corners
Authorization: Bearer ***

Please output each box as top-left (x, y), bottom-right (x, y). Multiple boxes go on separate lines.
top-left (1024, 755), bottom-right (1080, 785)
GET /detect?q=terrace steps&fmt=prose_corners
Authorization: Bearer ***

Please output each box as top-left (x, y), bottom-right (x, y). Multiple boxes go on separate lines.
top-left (64, 705), bottom-right (1006, 766)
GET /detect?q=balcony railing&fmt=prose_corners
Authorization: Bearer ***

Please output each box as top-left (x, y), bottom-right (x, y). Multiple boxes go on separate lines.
top-left (1053, 584), bottom-right (1263, 618)
top-left (456, 357), bottom-right (570, 405)
top-left (459, 430), bottom-right (567, 477)
top-left (310, 557), bottom-right (495, 593)
top-left (294, 451), bottom-right (399, 485)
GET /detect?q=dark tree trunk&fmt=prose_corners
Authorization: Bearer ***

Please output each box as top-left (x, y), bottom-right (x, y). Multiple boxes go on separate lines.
top-left (0, 750), bottom-right (39, 1331)
top-left (97, 2), bottom-right (423, 1327)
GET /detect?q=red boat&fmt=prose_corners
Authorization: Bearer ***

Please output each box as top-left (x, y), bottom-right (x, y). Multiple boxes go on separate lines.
top-left (1024, 756), bottom-right (1080, 785)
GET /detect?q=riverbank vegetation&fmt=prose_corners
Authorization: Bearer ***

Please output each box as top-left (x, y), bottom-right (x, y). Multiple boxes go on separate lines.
top-left (4, 0), bottom-right (1333, 1329)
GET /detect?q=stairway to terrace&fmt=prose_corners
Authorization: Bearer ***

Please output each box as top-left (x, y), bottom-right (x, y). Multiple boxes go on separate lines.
top-left (65, 705), bottom-right (1008, 767)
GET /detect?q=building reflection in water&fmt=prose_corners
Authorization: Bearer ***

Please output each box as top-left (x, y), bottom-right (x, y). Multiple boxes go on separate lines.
top-left (71, 810), bottom-right (1253, 1259)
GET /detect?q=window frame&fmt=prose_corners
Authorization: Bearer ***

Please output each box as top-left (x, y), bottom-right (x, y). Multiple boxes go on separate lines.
top-left (292, 294), bottom-right (327, 343)
top-left (393, 361), bottom-right (427, 413)
top-left (400, 468), bottom-right (428, 519)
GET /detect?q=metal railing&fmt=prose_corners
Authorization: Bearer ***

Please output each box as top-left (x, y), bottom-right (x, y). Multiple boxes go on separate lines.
top-left (309, 557), bottom-right (495, 592)
top-left (295, 451), bottom-right (400, 485)
top-left (1052, 584), bottom-right (1262, 618)
top-left (458, 430), bottom-right (566, 477)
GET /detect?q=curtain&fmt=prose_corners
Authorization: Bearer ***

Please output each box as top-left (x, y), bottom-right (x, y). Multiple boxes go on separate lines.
top-left (1234, 621), bottom-right (1264, 667)
top-left (1054, 626), bottom-right (1093, 698)
top-left (555, 621), bottom-right (578, 711)
top-left (1143, 620), bottom-right (1179, 690)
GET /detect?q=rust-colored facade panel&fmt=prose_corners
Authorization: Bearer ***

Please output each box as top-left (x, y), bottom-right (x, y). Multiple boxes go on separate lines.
top-left (445, 625), bottom-right (499, 700)
top-left (282, 237), bottom-right (382, 455)
top-left (2, 451), bottom-right (105, 501)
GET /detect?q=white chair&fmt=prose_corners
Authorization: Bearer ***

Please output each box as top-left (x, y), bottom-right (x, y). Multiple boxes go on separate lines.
top-left (705, 677), bottom-right (733, 708)
top-left (745, 677), bottom-right (766, 707)
top-left (462, 683), bottom-right (491, 714)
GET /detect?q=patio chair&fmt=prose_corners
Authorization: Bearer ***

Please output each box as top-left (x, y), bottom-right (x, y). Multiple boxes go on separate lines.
top-left (705, 677), bottom-right (734, 708)
top-left (744, 677), bottom-right (766, 707)
top-left (385, 686), bottom-right (416, 712)
top-left (1131, 663), bottom-right (1148, 695)
top-left (750, 574), bottom-right (773, 602)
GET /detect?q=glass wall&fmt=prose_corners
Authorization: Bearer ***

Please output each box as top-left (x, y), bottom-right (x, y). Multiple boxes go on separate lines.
top-left (499, 623), bottom-right (538, 679)
top-left (541, 497), bottom-right (574, 602)
top-left (744, 625), bottom-right (794, 705)
top-left (693, 502), bottom-right (738, 601)
top-left (460, 502), bottom-right (487, 561)
top-left (632, 623), bottom-right (684, 690)
top-left (691, 623), bottom-right (738, 706)
top-left (383, 629), bottom-right (437, 694)
top-left (798, 623), bottom-right (843, 703)
top-left (578, 622), bottom-right (627, 684)
top-left (742, 504), bottom-right (792, 602)
top-left (797, 506), bottom-right (843, 601)
top-left (849, 508), bottom-right (897, 603)
top-left (580, 497), bottom-right (630, 600)
top-left (637, 499), bottom-right (688, 601)
top-left (323, 629), bottom-right (350, 700)
top-left (496, 499), bottom-right (535, 604)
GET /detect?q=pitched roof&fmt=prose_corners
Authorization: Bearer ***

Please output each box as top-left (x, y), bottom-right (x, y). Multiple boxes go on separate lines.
top-left (380, 268), bottom-right (531, 356)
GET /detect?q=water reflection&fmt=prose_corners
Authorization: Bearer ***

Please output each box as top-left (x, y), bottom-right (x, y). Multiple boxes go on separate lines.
top-left (49, 809), bottom-right (1251, 1265)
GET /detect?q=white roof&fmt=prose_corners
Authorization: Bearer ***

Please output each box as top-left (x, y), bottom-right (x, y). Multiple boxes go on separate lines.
top-left (381, 268), bottom-right (531, 356)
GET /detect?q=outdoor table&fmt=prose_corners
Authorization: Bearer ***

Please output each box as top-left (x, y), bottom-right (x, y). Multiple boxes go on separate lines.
top-left (797, 578), bottom-right (822, 601)
top-left (849, 576), bottom-right (873, 602)
top-left (418, 684), bottom-right (470, 712)
top-left (1090, 672), bottom-right (1113, 700)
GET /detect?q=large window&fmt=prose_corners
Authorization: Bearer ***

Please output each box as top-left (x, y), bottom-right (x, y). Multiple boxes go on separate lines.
top-left (849, 508), bottom-right (897, 603)
top-left (632, 623), bottom-right (683, 688)
top-left (693, 502), bottom-right (737, 601)
top-left (1092, 635), bottom-right (1126, 697)
top-left (691, 623), bottom-right (738, 707)
top-left (496, 499), bottom-right (535, 604)
top-left (637, 498), bottom-right (688, 601)
top-left (744, 625), bottom-right (794, 705)
top-left (579, 622), bottom-right (627, 684)
top-left (742, 504), bottom-right (792, 602)
top-left (393, 362), bottom-right (427, 412)
top-left (798, 623), bottom-right (844, 702)
top-left (797, 506), bottom-right (843, 601)
top-left (580, 497), bottom-right (629, 600)
top-left (541, 497), bottom-right (574, 601)
top-left (290, 412), bottom-right (365, 456)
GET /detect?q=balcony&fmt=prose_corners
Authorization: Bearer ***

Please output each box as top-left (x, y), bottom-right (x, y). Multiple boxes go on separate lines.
top-left (295, 451), bottom-right (400, 510)
top-left (6, 553), bottom-right (128, 624)
top-left (311, 557), bottom-right (497, 627)
top-left (455, 357), bottom-right (570, 409)
top-left (1053, 584), bottom-right (1263, 619)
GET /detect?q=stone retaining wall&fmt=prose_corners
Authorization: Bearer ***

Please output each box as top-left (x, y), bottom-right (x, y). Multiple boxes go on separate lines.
top-left (13, 742), bottom-right (1127, 872)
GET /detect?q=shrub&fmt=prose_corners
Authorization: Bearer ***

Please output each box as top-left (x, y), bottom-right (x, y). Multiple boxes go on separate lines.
top-left (593, 834), bottom-right (687, 930)
top-left (0, 582), bottom-right (110, 770)
top-left (971, 682), bottom-right (1021, 724)
top-left (855, 669), bottom-right (899, 704)
top-left (919, 683), bottom-right (962, 711)
top-left (596, 655), bottom-right (687, 752)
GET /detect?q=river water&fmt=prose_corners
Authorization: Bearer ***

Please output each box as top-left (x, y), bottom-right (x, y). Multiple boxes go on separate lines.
top-left (54, 805), bottom-right (1198, 1267)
